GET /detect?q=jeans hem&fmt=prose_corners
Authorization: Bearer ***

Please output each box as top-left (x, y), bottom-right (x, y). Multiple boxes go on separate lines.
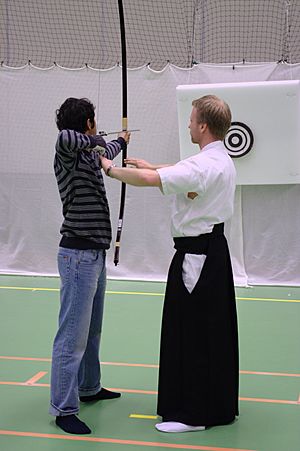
top-left (78, 384), bottom-right (101, 397)
top-left (49, 402), bottom-right (79, 417)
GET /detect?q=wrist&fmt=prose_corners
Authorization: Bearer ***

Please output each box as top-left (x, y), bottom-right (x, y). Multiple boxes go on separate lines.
top-left (106, 163), bottom-right (116, 177)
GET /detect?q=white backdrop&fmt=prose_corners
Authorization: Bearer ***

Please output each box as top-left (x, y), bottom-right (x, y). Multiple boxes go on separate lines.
top-left (176, 80), bottom-right (300, 184)
top-left (0, 62), bottom-right (300, 286)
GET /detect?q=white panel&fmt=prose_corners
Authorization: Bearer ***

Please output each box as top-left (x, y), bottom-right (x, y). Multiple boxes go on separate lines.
top-left (1, 64), bottom-right (300, 286)
top-left (176, 81), bottom-right (300, 185)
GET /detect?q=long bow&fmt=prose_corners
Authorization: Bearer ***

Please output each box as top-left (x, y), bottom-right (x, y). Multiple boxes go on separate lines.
top-left (114, 0), bottom-right (128, 266)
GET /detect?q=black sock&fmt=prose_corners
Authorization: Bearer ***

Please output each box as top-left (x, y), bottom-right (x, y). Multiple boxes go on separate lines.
top-left (55, 415), bottom-right (91, 434)
top-left (80, 388), bottom-right (121, 402)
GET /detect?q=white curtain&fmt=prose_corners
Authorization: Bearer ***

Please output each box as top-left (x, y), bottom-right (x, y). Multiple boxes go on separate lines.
top-left (0, 62), bottom-right (300, 286)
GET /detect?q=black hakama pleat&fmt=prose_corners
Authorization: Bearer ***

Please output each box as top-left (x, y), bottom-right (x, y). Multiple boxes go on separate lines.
top-left (157, 224), bottom-right (239, 427)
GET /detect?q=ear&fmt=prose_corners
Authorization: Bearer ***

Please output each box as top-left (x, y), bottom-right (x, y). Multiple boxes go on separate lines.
top-left (86, 118), bottom-right (93, 130)
top-left (200, 123), bottom-right (207, 133)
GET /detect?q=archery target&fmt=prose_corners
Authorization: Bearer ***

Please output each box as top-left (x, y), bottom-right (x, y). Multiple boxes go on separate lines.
top-left (224, 122), bottom-right (254, 158)
top-left (176, 80), bottom-right (300, 185)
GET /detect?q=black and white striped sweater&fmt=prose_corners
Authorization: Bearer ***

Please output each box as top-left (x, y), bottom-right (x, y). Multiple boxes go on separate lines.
top-left (54, 129), bottom-right (125, 250)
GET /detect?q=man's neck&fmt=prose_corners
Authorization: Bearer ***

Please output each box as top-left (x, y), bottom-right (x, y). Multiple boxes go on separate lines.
top-left (199, 136), bottom-right (219, 150)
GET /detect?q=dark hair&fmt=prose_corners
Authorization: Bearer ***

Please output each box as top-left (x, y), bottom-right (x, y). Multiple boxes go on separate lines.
top-left (56, 97), bottom-right (96, 132)
top-left (192, 95), bottom-right (232, 140)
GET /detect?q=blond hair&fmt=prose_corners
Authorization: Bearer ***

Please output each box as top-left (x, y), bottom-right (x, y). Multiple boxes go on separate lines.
top-left (192, 95), bottom-right (232, 140)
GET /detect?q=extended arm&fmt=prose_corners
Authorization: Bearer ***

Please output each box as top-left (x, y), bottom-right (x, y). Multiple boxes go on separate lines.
top-left (104, 131), bottom-right (130, 160)
top-left (104, 137), bottom-right (126, 160)
top-left (56, 129), bottom-right (107, 168)
top-left (124, 158), bottom-right (172, 170)
top-left (56, 130), bottom-right (130, 169)
top-left (56, 129), bottom-right (98, 155)
top-left (100, 156), bottom-right (162, 188)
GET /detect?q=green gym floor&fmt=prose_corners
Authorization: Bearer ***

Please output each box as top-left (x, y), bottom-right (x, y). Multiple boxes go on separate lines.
top-left (0, 275), bottom-right (299, 451)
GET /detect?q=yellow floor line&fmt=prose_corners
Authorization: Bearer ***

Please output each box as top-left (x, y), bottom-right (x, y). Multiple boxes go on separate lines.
top-left (0, 285), bottom-right (299, 302)
top-left (129, 414), bottom-right (158, 419)
top-left (237, 296), bottom-right (300, 303)
top-left (107, 290), bottom-right (163, 296)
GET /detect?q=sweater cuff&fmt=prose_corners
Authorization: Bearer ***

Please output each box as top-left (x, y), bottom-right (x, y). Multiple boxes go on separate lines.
top-left (116, 137), bottom-right (127, 151)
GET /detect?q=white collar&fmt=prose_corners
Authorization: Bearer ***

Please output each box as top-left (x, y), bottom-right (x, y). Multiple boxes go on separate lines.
top-left (201, 140), bottom-right (223, 152)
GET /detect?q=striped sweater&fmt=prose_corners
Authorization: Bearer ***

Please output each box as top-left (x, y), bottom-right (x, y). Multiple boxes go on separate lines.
top-left (54, 129), bottom-right (125, 249)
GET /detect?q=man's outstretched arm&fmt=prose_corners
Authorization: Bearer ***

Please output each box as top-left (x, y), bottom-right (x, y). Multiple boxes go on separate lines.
top-left (100, 155), bottom-right (162, 188)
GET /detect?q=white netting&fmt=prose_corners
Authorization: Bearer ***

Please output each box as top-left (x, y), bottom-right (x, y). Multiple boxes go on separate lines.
top-left (0, 1), bottom-right (299, 69)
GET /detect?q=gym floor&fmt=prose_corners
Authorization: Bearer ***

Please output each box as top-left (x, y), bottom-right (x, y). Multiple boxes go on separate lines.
top-left (0, 275), bottom-right (299, 451)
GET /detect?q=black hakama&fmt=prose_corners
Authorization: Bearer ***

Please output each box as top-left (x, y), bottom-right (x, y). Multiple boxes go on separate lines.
top-left (157, 223), bottom-right (239, 426)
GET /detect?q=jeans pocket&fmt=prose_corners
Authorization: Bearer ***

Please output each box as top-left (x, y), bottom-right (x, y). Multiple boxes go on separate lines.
top-left (57, 250), bottom-right (72, 280)
top-left (79, 249), bottom-right (99, 264)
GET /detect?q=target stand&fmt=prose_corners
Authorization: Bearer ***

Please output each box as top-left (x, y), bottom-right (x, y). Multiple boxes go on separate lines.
top-left (176, 81), bottom-right (300, 185)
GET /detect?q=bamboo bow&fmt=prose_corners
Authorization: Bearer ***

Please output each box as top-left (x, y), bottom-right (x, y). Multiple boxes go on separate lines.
top-left (114, 0), bottom-right (128, 266)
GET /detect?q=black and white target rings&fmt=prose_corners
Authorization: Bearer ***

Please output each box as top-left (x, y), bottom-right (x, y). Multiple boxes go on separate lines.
top-left (224, 122), bottom-right (254, 158)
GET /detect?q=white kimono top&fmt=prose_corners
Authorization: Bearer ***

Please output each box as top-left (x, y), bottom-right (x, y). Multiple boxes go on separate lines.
top-left (157, 140), bottom-right (236, 292)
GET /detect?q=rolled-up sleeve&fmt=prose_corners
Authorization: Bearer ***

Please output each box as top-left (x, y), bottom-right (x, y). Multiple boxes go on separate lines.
top-left (157, 159), bottom-right (206, 195)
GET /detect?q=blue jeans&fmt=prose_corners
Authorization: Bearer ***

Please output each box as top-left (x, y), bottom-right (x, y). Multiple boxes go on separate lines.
top-left (49, 247), bottom-right (106, 416)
